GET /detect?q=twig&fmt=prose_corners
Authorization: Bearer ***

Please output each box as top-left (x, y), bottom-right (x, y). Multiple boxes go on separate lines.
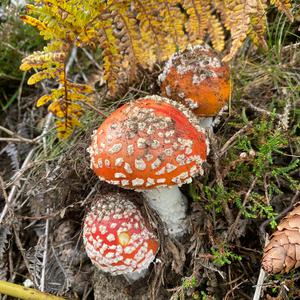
top-left (128, 87), bottom-right (150, 95)
top-left (40, 209), bottom-right (50, 292)
top-left (0, 176), bottom-right (8, 201)
top-left (39, 112), bottom-right (53, 292)
top-left (82, 48), bottom-right (102, 70)
top-left (259, 191), bottom-right (300, 237)
top-left (80, 186), bottom-right (97, 207)
top-left (252, 267), bottom-right (267, 300)
top-left (225, 279), bottom-right (248, 300)
top-left (81, 101), bottom-right (107, 118)
top-left (219, 122), bottom-right (253, 157)
top-left (0, 126), bottom-right (38, 144)
top-left (0, 148), bottom-right (36, 224)
top-left (241, 99), bottom-right (273, 116)
top-left (65, 46), bottom-right (77, 75)
top-left (282, 42), bottom-right (300, 52)
top-left (227, 178), bottom-right (257, 241)
top-left (0, 280), bottom-right (65, 300)
top-left (17, 71), bottom-right (26, 120)
top-left (208, 130), bottom-right (234, 224)
top-left (12, 224), bottom-right (34, 284)
top-left (252, 235), bottom-right (269, 300)
top-left (279, 97), bottom-right (291, 130)
top-left (0, 114), bottom-right (53, 224)
top-left (197, 258), bottom-right (226, 279)
top-left (0, 137), bottom-right (36, 144)
top-left (50, 244), bottom-right (70, 291)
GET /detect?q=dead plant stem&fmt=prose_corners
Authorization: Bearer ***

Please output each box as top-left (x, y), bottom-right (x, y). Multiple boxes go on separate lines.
top-left (227, 178), bottom-right (257, 241)
top-left (209, 129), bottom-right (234, 224)
top-left (219, 122), bottom-right (253, 157)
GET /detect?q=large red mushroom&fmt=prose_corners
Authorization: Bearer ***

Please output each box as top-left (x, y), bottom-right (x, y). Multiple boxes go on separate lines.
top-left (83, 192), bottom-right (159, 280)
top-left (87, 96), bottom-right (209, 237)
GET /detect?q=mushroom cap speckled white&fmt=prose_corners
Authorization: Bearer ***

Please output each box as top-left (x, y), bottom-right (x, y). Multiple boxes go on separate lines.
top-left (83, 193), bottom-right (159, 275)
top-left (87, 95), bottom-right (209, 189)
top-left (158, 44), bottom-right (231, 117)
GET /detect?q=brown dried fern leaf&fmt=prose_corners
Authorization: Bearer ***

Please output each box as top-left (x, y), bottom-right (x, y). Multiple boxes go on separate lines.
top-left (20, 0), bottom-right (295, 139)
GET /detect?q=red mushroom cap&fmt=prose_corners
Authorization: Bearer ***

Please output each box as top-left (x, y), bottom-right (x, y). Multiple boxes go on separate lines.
top-left (83, 193), bottom-right (159, 275)
top-left (87, 95), bottom-right (208, 189)
top-left (158, 44), bottom-right (231, 117)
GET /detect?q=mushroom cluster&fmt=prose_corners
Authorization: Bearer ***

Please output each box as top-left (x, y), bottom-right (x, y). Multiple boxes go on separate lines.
top-left (84, 44), bottom-right (230, 281)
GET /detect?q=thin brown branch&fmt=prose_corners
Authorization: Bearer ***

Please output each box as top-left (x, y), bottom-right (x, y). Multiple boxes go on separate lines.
top-left (226, 178), bottom-right (257, 242)
top-left (12, 224), bottom-right (35, 286)
top-left (81, 101), bottom-right (107, 118)
top-left (259, 191), bottom-right (300, 237)
top-left (219, 122), bottom-right (253, 157)
top-left (0, 126), bottom-right (38, 144)
top-left (241, 99), bottom-right (273, 116)
top-left (208, 129), bottom-right (234, 224)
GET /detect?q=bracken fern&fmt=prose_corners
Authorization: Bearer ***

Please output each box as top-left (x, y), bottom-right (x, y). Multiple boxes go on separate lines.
top-left (20, 0), bottom-right (294, 138)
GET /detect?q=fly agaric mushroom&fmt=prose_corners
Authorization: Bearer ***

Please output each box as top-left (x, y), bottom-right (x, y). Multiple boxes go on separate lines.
top-left (83, 192), bottom-right (159, 280)
top-left (262, 202), bottom-right (300, 274)
top-left (87, 95), bottom-right (209, 237)
top-left (158, 44), bottom-right (231, 128)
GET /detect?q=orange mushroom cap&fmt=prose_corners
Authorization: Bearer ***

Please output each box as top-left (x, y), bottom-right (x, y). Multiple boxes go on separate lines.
top-left (87, 95), bottom-right (208, 189)
top-left (83, 193), bottom-right (159, 275)
top-left (158, 44), bottom-right (231, 117)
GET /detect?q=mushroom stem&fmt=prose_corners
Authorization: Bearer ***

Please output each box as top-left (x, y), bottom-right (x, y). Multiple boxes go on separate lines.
top-left (123, 269), bottom-right (148, 283)
top-left (198, 117), bottom-right (213, 129)
top-left (143, 186), bottom-right (187, 237)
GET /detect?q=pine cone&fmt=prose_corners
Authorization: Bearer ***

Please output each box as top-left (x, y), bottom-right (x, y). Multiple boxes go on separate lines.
top-left (262, 203), bottom-right (300, 274)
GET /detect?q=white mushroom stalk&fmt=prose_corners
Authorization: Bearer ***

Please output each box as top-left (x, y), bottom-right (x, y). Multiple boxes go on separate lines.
top-left (87, 96), bottom-right (209, 237)
top-left (142, 186), bottom-right (187, 236)
top-left (83, 193), bottom-right (159, 281)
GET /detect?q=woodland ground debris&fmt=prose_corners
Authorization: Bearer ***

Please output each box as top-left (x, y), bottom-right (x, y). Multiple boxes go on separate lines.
top-left (0, 2), bottom-right (299, 300)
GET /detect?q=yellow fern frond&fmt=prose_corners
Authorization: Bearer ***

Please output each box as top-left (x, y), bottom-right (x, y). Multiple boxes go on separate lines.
top-left (107, 1), bottom-right (139, 83)
top-left (134, 0), bottom-right (165, 62)
top-left (36, 88), bottom-right (65, 107)
top-left (20, 52), bottom-right (65, 71)
top-left (248, 0), bottom-right (268, 51)
top-left (27, 68), bottom-right (59, 85)
top-left (55, 118), bottom-right (80, 139)
top-left (20, 15), bottom-right (47, 31)
top-left (208, 14), bottom-right (225, 52)
top-left (97, 15), bottom-right (122, 96)
top-left (67, 82), bottom-right (94, 94)
top-left (159, 0), bottom-right (187, 49)
top-left (271, 0), bottom-right (294, 21)
top-left (222, 0), bottom-right (251, 62)
top-left (20, 0), bottom-right (296, 139)
top-left (183, 0), bottom-right (212, 44)
top-left (36, 94), bottom-right (53, 107)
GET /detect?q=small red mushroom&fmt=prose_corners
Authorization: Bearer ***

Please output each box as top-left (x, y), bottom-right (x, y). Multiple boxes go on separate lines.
top-left (83, 193), bottom-right (159, 279)
top-left (87, 95), bottom-right (209, 236)
top-left (158, 44), bottom-right (231, 127)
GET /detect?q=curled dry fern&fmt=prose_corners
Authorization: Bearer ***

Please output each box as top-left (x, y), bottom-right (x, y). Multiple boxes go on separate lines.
top-left (20, 0), bottom-right (294, 138)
